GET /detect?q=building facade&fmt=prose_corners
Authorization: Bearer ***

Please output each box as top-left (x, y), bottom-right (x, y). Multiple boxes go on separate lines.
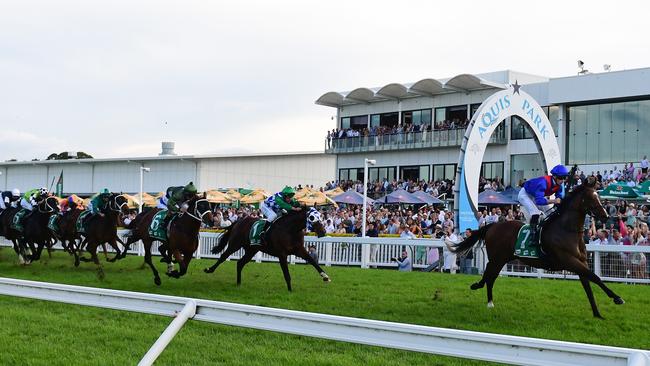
top-left (0, 152), bottom-right (335, 196)
top-left (317, 68), bottom-right (650, 186)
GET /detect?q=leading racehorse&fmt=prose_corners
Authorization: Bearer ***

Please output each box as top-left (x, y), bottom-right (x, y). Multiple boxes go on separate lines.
top-left (204, 207), bottom-right (330, 291)
top-left (451, 177), bottom-right (624, 318)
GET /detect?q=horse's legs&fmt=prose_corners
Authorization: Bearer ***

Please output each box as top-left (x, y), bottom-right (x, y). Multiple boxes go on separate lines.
top-left (564, 256), bottom-right (624, 306)
top-left (236, 248), bottom-right (259, 287)
top-left (88, 242), bottom-right (105, 280)
top-left (474, 260), bottom-right (504, 308)
top-left (143, 240), bottom-right (161, 286)
top-left (293, 246), bottom-right (331, 282)
top-left (159, 243), bottom-right (171, 264)
top-left (278, 255), bottom-right (292, 292)
top-left (101, 242), bottom-right (109, 261)
top-left (106, 238), bottom-right (122, 262)
top-left (579, 275), bottom-right (603, 318)
top-left (204, 244), bottom-right (240, 274)
top-left (166, 250), bottom-right (184, 278)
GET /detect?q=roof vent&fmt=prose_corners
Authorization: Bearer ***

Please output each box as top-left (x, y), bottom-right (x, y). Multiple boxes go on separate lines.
top-left (159, 142), bottom-right (176, 156)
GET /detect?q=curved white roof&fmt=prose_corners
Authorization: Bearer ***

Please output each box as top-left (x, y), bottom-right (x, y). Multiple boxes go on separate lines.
top-left (316, 73), bottom-right (507, 107)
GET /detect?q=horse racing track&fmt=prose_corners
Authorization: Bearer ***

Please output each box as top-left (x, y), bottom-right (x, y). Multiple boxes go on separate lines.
top-left (0, 250), bottom-right (649, 365)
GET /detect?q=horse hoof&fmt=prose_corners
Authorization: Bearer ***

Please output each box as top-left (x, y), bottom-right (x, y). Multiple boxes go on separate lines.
top-left (154, 277), bottom-right (161, 286)
top-left (322, 277), bottom-right (331, 282)
top-left (614, 297), bottom-right (625, 305)
top-left (470, 283), bottom-right (483, 290)
top-left (204, 268), bottom-right (214, 274)
top-left (487, 301), bottom-right (494, 308)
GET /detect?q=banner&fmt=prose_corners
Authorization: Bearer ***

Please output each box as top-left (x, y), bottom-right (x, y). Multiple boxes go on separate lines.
top-left (55, 171), bottom-right (63, 197)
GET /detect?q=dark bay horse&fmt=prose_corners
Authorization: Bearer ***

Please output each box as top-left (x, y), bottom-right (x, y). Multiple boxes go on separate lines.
top-left (451, 179), bottom-right (624, 318)
top-left (50, 207), bottom-right (84, 255)
top-left (204, 207), bottom-right (330, 291)
top-left (122, 195), bottom-right (212, 285)
top-left (0, 197), bottom-right (59, 264)
top-left (74, 193), bottom-right (129, 279)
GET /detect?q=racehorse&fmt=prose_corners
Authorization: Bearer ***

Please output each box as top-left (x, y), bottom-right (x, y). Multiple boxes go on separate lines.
top-left (74, 193), bottom-right (129, 279)
top-left (50, 207), bottom-right (84, 255)
top-left (204, 207), bottom-right (330, 291)
top-left (0, 196), bottom-right (59, 264)
top-left (121, 194), bottom-right (212, 285)
top-left (450, 178), bottom-right (624, 318)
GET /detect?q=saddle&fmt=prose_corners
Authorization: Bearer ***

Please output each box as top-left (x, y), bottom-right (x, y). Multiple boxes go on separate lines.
top-left (75, 211), bottom-right (92, 234)
top-left (514, 216), bottom-right (550, 259)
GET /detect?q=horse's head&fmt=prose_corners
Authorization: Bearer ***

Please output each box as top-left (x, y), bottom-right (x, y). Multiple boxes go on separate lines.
top-left (40, 196), bottom-right (60, 214)
top-left (305, 207), bottom-right (326, 238)
top-left (581, 177), bottom-right (608, 221)
top-left (561, 177), bottom-right (607, 222)
top-left (109, 193), bottom-right (130, 215)
top-left (187, 193), bottom-right (213, 225)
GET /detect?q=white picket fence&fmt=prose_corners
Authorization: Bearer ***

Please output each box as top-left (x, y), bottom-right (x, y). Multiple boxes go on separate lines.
top-left (1, 277), bottom-right (648, 366)
top-left (2, 231), bottom-right (649, 284)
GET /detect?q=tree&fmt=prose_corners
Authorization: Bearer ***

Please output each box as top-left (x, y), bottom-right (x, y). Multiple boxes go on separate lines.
top-left (46, 151), bottom-right (93, 160)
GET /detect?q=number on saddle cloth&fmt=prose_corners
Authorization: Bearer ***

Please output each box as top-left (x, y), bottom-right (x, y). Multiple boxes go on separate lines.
top-left (514, 224), bottom-right (540, 258)
top-left (249, 220), bottom-right (267, 246)
top-left (149, 210), bottom-right (171, 241)
top-left (11, 209), bottom-right (28, 232)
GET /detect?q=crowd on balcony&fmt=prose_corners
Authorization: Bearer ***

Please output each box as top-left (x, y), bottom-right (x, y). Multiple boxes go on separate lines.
top-left (326, 119), bottom-right (471, 149)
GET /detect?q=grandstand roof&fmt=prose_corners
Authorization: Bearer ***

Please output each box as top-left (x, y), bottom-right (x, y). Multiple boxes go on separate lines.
top-left (315, 72), bottom-right (510, 107)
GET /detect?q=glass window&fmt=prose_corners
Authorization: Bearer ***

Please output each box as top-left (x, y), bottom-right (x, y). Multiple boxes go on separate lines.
top-left (341, 117), bottom-right (350, 129)
top-left (433, 164), bottom-right (456, 181)
top-left (419, 165), bottom-right (430, 181)
top-left (370, 114), bottom-right (380, 127)
top-left (481, 162), bottom-right (504, 180)
top-left (388, 167), bottom-right (396, 181)
top-left (402, 109), bottom-right (431, 126)
top-left (567, 98), bottom-right (650, 165)
top-left (434, 108), bottom-right (446, 123)
top-left (378, 167), bottom-right (387, 182)
top-left (369, 167), bottom-right (378, 183)
top-left (470, 104), bottom-right (481, 119)
top-left (339, 169), bottom-right (349, 181)
top-left (349, 168), bottom-right (358, 181)
top-left (511, 155), bottom-right (544, 183)
top-left (422, 109), bottom-right (432, 124)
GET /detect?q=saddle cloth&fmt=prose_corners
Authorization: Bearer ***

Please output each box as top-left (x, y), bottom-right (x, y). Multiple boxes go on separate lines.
top-left (11, 209), bottom-right (28, 232)
top-left (514, 224), bottom-right (540, 258)
top-left (48, 215), bottom-right (60, 234)
top-left (149, 210), bottom-right (170, 241)
top-left (249, 219), bottom-right (267, 246)
top-left (75, 211), bottom-right (92, 234)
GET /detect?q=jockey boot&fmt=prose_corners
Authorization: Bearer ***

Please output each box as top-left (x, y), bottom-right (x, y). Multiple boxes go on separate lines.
top-left (529, 214), bottom-right (540, 247)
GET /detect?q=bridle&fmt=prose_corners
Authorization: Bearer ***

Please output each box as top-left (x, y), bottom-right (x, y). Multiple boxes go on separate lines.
top-left (109, 194), bottom-right (129, 213)
top-left (38, 197), bottom-right (58, 213)
top-left (183, 198), bottom-right (211, 222)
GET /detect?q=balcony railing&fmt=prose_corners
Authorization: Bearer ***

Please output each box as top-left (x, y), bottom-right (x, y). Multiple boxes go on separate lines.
top-left (324, 127), bottom-right (507, 154)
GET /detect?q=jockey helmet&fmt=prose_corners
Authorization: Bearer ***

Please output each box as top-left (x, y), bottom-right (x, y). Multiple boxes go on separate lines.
top-left (184, 182), bottom-right (197, 195)
top-left (281, 186), bottom-right (295, 198)
top-left (550, 164), bottom-right (569, 178)
top-left (68, 196), bottom-right (75, 204)
top-left (11, 188), bottom-right (20, 197)
top-left (39, 187), bottom-right (49, 196)
top-left (100, 188), bottom-right (110, 195)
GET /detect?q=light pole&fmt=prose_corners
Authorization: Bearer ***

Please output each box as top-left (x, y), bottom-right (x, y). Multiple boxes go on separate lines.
top-left (139, 167), bottom-right (150, 213)
top-left (362, 158), bottom-right (376, 237)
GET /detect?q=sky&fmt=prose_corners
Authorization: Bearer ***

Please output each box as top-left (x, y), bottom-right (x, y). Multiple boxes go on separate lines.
top-left (1, 0), bottom-right (649, 161)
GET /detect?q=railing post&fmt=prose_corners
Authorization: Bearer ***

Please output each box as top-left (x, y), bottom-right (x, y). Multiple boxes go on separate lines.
top-left (594, 249), bottom-right (602, 277)
top-left (361, 243), bottom-right (370, 269)
top-left (195, 235), bottom-right (202, 259)
top-left (325, 242), bottom-right (333, 267)
top-left (138, 300), bottom-right (196, 366)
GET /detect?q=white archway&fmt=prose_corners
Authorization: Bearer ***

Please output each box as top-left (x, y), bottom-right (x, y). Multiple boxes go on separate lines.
top-left (453, 84), bottom-right (561, 230)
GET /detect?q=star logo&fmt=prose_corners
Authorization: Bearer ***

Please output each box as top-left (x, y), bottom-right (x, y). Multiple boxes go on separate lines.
top-left (512, 80), bottom-right (521, 95)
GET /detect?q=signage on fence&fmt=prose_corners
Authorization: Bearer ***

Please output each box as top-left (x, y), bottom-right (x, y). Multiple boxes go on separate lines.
top-left (455, 83), bottom-right (561, 230)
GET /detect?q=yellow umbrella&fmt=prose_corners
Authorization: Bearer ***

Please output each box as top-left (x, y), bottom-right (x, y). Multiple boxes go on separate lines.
top-left (240, 190), bottom-right (270, 204)
top-left (225, 189), bottom-right (242, 200)
top-left (324, 187), bottom-right (344, 197)
top-left (294, 187), bottom-right (317, 199)
top-left (205, 189), bottom-right (232, 204)
top-left (297, 190), bottom-right (338, 207)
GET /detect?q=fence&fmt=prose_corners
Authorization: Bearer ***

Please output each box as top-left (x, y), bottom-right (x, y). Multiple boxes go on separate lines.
top-left (2, 231), bottom-right (649, 284)
top-left (0, 277), bottom-right (647, 366)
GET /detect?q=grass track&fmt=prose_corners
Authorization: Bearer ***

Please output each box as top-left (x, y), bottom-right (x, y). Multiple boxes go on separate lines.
top-left (0, 248), bottom-right (649, 365)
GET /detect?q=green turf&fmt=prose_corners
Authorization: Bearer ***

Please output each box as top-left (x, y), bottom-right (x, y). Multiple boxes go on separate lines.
top-left (0, 248), bottom-right (648, 365)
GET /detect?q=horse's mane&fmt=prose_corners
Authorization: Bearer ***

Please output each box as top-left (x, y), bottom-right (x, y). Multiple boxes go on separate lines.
top-left (545, 183), bottom-right (594, 224)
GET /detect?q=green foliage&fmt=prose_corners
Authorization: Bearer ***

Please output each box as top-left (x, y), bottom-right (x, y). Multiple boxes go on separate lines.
top-left (0, 250), bottom-right (648, 365)
top-left (46, 151), bottom-right (93, 160)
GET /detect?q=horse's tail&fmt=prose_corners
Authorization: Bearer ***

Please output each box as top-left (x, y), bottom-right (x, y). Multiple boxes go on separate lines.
top-left (211, 225), bottom-right (233, 254)
top-left (449, 224), bottom-right (493, 254)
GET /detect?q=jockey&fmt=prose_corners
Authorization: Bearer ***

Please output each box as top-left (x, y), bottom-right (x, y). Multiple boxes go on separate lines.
top-left (0, 188), bottom-right (21, 211)
top-left (159, 182), bottom-right (197, 214)
top-left (86, 188), bottom-right (111, 217)
top-left (160, 182), bottom-right (198, 227)
top-left (261, 186), bottom-right (301, 223)
top-left (518, 164), bottom-right (569, 245)
top-left (60, 196), bottom-right (79, 214)
top-left (20, 187), bottom-right (49, 211)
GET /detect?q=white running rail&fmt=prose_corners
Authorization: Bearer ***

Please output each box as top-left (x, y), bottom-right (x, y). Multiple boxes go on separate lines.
top-left (0, 277), bottom-right (648, 366)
